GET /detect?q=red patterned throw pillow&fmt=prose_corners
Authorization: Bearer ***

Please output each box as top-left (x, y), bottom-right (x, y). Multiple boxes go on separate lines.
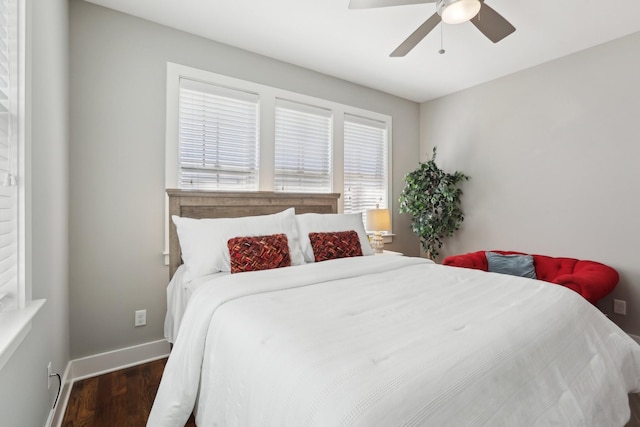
top-left (227, 234), bottom-right (291, 274)
top-left (308, 230), bottom-right (363, 262)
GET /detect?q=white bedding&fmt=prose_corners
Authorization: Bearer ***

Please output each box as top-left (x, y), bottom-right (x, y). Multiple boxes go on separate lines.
top-left (149, 256), bottom-right (640, 426)
top-left (164, 266), bottom-right (229, 343)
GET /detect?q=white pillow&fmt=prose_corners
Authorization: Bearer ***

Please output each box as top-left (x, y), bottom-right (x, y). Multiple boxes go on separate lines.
top-left (295, 213), bottom-right (374, 262)
top-left (173, 208), bottom-right (304, 281)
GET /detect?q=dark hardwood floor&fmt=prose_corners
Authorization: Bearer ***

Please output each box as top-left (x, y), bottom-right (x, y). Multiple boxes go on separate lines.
top-left (62, 358), bottom-right (196, 427)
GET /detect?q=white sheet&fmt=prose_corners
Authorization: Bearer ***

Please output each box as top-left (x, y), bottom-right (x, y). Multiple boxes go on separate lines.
top-left (163, 265), bottom-right (228, 343)
top-left (149, 256), bottom-right (640, 426)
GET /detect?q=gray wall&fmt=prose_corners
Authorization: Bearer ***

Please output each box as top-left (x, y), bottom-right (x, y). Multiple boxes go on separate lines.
top-left (0, 0), bottom-right (69, 425)
top-left (420, 31), bottom-right (640, 334)
top-left (69, 0), bottom-right (420, 358)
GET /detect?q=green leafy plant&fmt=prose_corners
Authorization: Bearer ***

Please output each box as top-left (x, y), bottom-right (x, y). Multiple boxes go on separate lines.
top-left (399, 147), bottom-right (470, 260)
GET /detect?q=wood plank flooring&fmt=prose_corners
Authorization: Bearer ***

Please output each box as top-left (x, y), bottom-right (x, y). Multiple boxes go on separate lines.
top-left (62, 358), bottom-right (196, 427)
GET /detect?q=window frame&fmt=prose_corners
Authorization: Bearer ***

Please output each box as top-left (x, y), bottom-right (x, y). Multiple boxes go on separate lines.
top-left (274, 98), bottom-right (333, 193)
top-left (0, 0), bottom-right (26, 312)
top-left (0, 0), bottom-right (44, 374)
top-left (177, 78), bottom-right (260, 191)
top-left (164, 62), bottom-right (392, 263)
top-left (343, 114), bottom-right (390, 230)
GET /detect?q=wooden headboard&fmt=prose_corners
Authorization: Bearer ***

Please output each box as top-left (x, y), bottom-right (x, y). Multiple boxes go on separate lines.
top-left (166, 189), bottom-right (340, 279)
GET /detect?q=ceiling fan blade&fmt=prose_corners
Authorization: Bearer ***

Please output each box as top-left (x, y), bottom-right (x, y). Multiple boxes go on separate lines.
top-left (470, 2), bottom-right (515, 43)
top-left (390, 12), bottom-right (441, 57)
top-left (349, 0), bottom-right (435, 9)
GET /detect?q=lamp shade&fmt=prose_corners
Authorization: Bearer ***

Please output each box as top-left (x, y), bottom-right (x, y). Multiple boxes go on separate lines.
top-left (438, 0), bottom-right (481, 25)
top-left (366, 208), bottom-right (391, 232)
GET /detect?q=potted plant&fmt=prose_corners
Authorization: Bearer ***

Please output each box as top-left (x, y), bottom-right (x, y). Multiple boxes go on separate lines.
top-left (399, 147), bottom-right (470, 260)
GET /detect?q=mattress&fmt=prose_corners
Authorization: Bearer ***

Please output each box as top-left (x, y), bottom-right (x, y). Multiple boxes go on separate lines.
top-left (150, 255), bottom-right (640, 426)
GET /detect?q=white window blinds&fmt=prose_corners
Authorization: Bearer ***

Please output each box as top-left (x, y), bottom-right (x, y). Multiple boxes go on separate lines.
top-left (274, 99), bottom-right (332, 193)
top-left (344, 114), bottom-right (388, 226)
top-left (0, 0), bottom-right (18, 311)
top-left (178, 78), bottom-right (259, 190)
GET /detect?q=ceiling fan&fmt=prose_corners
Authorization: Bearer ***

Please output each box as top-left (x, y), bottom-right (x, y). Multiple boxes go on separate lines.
top-left (349, 0), bottom-right (515, 57)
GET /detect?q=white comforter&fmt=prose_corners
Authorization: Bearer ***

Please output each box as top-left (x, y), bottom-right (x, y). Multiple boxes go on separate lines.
top-left (148, 256), bottom-right (640, 427)
top-left (164, 266), bottom-right (229, 344)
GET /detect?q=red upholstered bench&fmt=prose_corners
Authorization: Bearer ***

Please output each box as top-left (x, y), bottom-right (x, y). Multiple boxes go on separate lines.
top-left (442, 250), bottom-right (619, 305)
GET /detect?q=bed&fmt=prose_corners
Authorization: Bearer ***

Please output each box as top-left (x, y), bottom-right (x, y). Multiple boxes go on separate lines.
top-left (163, 189), bottom-right (341, 343)
top-left (151, 190), bottom-right (640, 427)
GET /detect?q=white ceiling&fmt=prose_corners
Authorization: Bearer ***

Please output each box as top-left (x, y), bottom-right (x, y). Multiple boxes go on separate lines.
top-left (84, 0), bottom-right (640, 103)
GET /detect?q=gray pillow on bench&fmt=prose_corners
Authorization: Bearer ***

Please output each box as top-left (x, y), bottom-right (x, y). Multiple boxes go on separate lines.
top-left (485, 252), bottom-right (537, 279)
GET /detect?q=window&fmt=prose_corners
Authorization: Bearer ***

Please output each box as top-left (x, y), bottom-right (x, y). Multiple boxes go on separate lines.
top-left (165, 63), bottom-right (392, 260)
top-left (0, 0), bottom-right (21, 312)
top-left (344, 115), bottom-right (389, 227)
top-left (178, 78), bottom-right (259, 191)
top-left (274, 99), bottom-right (332, 193)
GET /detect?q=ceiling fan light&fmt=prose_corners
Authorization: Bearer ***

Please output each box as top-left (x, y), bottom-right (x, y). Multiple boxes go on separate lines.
top-left (439, 0), bottom-right (481, 25)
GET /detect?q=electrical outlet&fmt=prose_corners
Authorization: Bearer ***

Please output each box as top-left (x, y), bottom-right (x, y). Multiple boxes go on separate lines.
top-left (47, 361), bottom-right (52, 389)
top-left (613, 299), bottom-right (627, 316)
top-left (135, 309), bottom-right (147, 327)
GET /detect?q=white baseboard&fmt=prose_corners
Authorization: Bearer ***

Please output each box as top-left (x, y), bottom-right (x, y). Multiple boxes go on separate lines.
top-left (45, 408), bottom-right (55, 427)
top-left (47, 339), bottom-right (171, 427)
top-left (69, 339), bottom-right (171, 381)
top-left (47, 361), bottom-right (72, 427)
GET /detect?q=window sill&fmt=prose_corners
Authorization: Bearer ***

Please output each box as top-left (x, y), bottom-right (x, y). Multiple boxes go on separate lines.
top-left (0, 299), bottom-right (45, 371)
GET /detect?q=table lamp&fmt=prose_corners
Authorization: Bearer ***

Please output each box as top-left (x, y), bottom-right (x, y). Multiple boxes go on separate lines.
top-left (366, 207), bottom-right (391, 254)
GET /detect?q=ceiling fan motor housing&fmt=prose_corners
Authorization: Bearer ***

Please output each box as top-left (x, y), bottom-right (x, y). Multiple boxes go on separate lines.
top-left (437, 0), bottom-right (481, 24)
top-left (350, 0), bottom-right (515, 56)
